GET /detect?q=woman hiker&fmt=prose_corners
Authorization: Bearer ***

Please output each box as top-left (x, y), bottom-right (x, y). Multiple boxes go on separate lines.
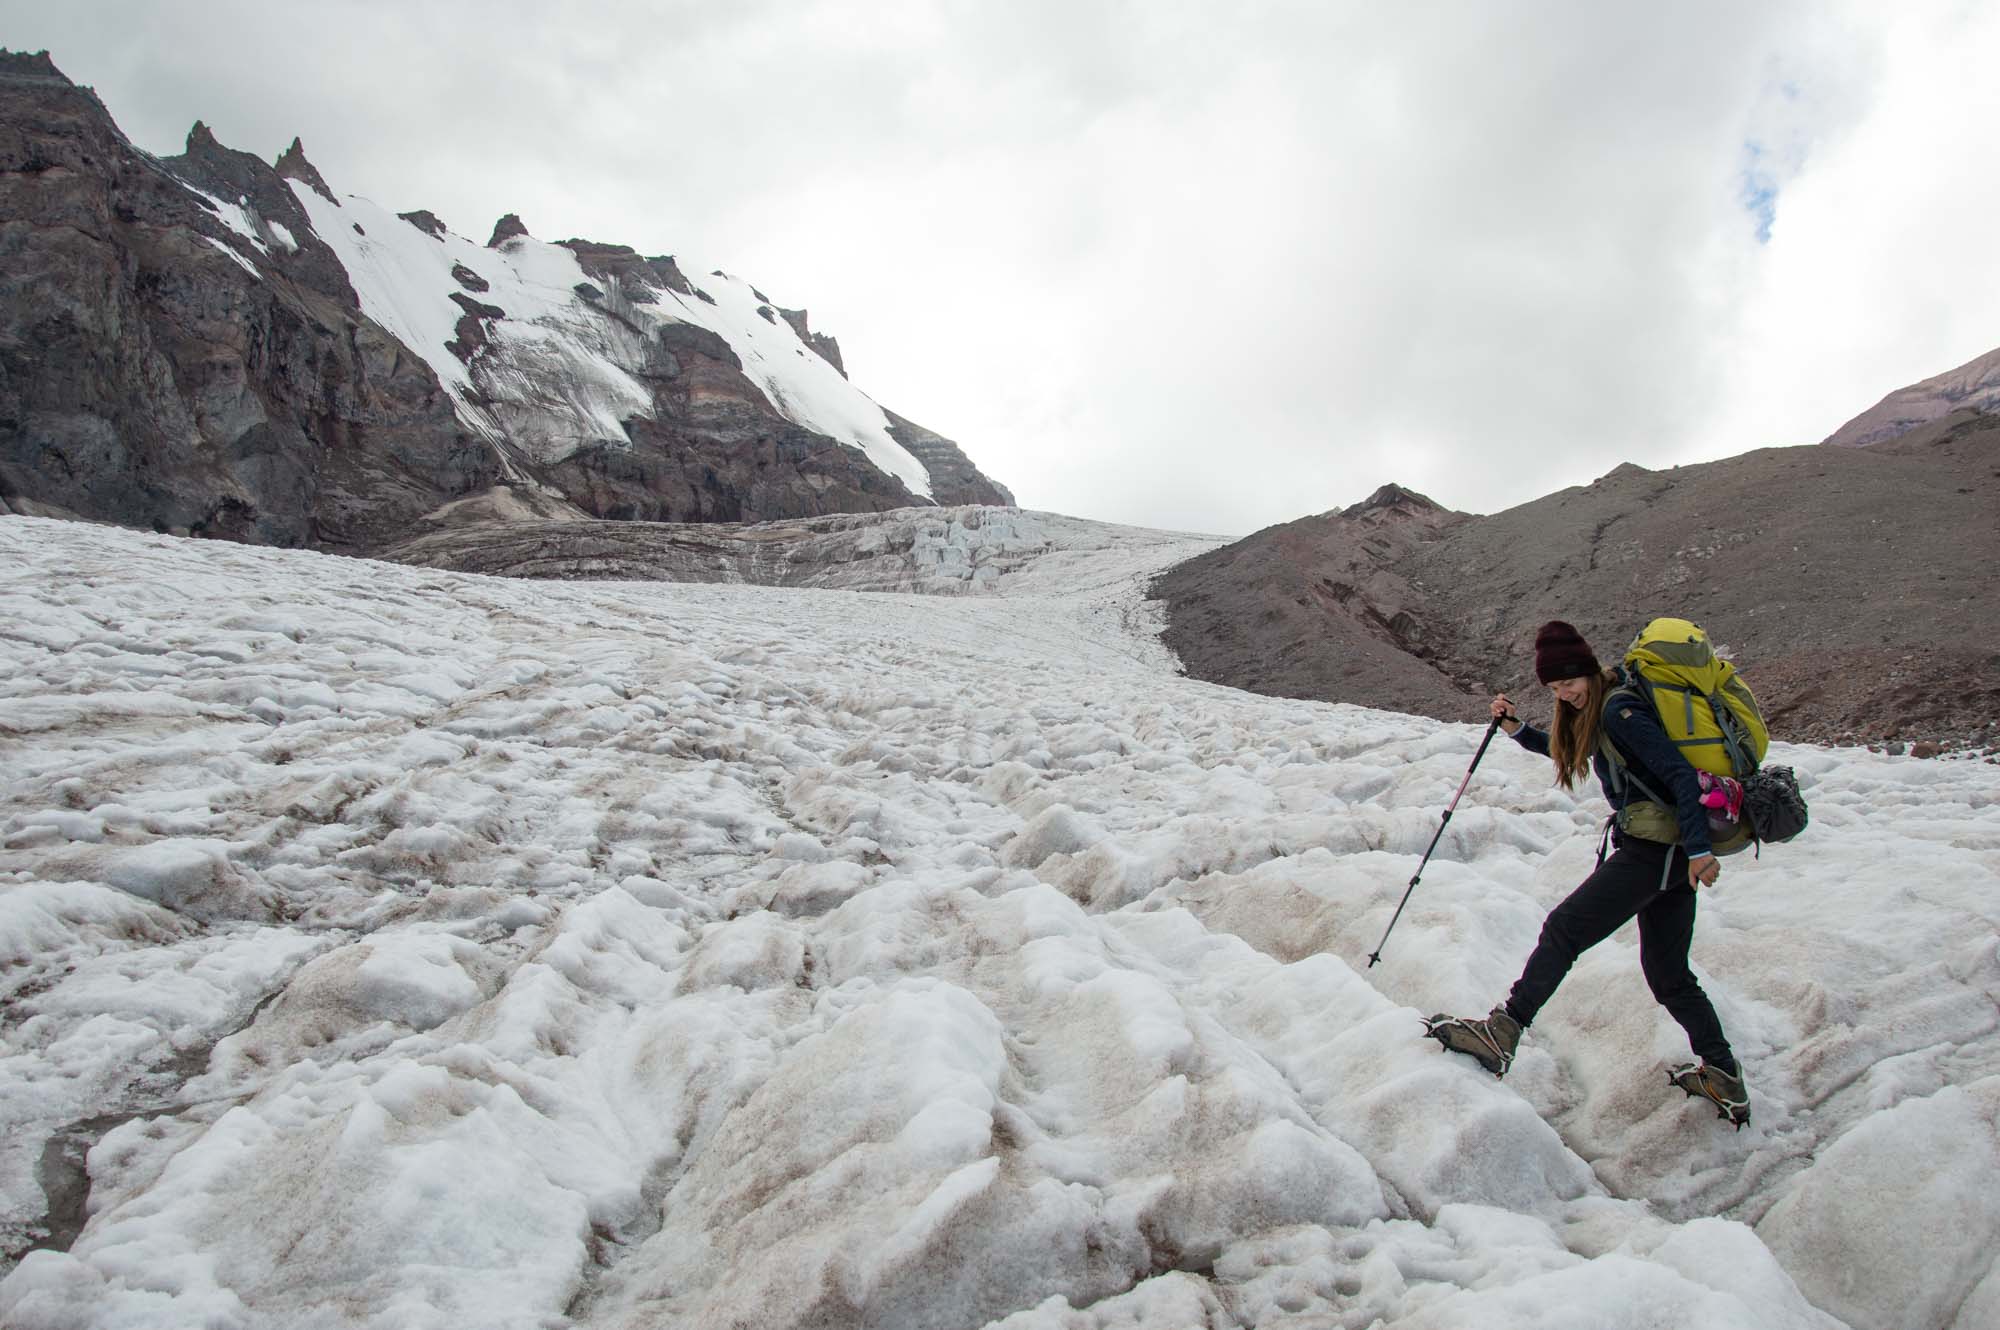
top-left (1424, 620), bottom-right (1751, 1127)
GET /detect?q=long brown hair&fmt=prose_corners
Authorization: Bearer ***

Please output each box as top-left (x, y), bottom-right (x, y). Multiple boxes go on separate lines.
top-left (1549, 668), bottom-right (1615, 790)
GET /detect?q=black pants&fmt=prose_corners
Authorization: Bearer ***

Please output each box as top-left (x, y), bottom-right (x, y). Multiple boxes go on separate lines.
top-left (1504, 836), bottom-right (1735, 1070)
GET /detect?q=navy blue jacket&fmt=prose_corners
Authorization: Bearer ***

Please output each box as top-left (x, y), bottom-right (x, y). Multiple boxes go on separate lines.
top-left (1508, 667), bottom-right (1714, 858)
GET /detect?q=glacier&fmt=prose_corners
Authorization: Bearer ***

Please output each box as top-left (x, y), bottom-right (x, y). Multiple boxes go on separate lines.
top-left (0, 511), bottom-right (1996, 1329)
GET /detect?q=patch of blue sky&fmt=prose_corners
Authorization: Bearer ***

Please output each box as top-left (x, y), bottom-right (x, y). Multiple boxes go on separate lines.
top-left (1739, 139), bottom-right (1779, 244)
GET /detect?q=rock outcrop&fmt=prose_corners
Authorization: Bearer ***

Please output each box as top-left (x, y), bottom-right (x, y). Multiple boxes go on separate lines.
top-left (777, 307), bottom-right (846, 377)
top-left (274, 135), bottom-right (336, 202)
top-left (886, 411), bottom-right (1017, 508)
top-left (486, 212), bottom-right (530, 248)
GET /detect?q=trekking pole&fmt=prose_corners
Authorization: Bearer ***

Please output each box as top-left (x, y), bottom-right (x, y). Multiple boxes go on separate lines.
top-left (1366, 716), bottom-right (1503, 967)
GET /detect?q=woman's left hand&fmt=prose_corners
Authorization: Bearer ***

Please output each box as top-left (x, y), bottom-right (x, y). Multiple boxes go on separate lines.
top-left (1688, 853), bottom-right (1720, 890)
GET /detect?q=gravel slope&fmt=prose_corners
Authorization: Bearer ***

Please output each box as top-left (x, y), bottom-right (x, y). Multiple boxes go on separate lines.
top-left (1153, 416), bottom-right (2000, 752)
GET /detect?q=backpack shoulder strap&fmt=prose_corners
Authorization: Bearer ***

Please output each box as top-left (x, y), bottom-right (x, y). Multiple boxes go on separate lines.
top-left (1597, 678), bottom-right (1671, 810)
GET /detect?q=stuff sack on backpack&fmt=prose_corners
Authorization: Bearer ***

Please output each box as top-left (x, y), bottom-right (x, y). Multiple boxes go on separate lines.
top-left (1742, 765), bottom-right (1808, 843)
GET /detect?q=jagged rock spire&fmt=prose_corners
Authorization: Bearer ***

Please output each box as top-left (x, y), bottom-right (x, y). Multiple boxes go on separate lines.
top-left (275, 136), bottom-right (335, 202)
top-left (488, 214), bottom-right (529, 247)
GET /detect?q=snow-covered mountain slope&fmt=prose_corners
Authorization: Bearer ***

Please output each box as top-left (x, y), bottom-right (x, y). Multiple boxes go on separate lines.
top-left (2, 513), bottom-right (1997, 1330)
top-left (285, 186), bottom-right (935, 496)
top-left (0, 55), bottom-right (1010, 549)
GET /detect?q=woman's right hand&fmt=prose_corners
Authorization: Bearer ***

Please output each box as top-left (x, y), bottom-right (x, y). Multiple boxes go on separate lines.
top-left (1490, 694), bottom-right (1520, 732)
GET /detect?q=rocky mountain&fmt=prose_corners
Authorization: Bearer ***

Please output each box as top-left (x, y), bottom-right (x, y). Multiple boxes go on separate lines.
top-left (1154, 410), bottom-right (2000, 752)
top-left (0, 51), bottom-right (1011, 553)
top-left (1823, 343), bottom-right (2000, 447)
top-left (1146, 485), bottom-right (1479, 721)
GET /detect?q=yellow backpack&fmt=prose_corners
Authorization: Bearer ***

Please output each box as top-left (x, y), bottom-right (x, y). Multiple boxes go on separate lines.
top-left (1600, 617), bottom-right (1770, 854)
top-left (1620, 617), bottom-right (1769, 778)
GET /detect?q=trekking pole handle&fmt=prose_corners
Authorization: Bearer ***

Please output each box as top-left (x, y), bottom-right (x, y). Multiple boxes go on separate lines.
top-left (1366, 717), bottom-right (1502, 968)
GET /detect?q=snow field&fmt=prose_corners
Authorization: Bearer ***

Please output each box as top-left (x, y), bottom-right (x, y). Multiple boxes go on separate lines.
top-left (1, 513), bottom-right (1996, 1328)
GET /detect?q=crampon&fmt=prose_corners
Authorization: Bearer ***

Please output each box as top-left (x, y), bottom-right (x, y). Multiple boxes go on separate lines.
top-left (1669, 1061), bottom-right (1750, 1129)
top-left (1423, 1008), bottom-right (1520, 1078)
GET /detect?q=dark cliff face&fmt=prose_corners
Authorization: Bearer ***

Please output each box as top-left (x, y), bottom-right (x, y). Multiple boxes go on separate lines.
top-left (885, 411), bottom-right (1016, 508)
top-left (0, 52), bottom-right (1012, 551)
top-left (0, 51), bottom-right (491, 548)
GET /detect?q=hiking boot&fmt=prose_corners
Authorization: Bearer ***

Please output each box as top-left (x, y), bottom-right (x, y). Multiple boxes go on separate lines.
top-left (1669, 1061), bottom-right (1750, 1128)
top-left (1423, 1005), bottom-right (1522, 1077)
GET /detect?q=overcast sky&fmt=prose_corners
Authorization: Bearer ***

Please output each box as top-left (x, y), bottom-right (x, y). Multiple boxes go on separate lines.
top-left (7, 1), bottom-right (1997, 535)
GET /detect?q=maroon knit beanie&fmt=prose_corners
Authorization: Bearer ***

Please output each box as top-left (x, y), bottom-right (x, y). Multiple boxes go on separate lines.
top-left (1533, 620), bottom-right (1600, 684)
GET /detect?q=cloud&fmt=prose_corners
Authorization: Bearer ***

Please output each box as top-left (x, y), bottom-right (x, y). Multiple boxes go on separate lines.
top-left (6, 1), bottom-right (1992, 534)
top-left (1693, 2), bottom-right (2000, 459)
